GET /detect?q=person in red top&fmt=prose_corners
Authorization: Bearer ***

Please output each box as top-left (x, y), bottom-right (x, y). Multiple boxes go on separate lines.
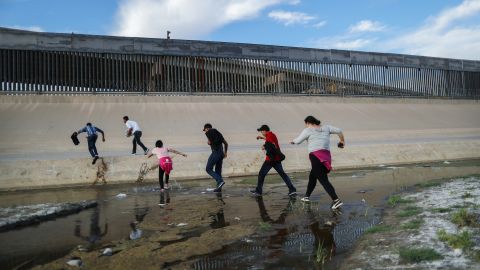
top-left (250, 125), bottom-right (297, 197)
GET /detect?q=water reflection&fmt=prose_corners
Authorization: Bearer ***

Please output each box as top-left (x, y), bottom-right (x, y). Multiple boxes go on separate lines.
top-left (210, 193), bottom-right (228, 229)
top-left (74, 189), bottom-right (108, 249)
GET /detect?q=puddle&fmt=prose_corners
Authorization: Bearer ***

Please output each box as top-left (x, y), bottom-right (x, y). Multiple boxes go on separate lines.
top-left (0, 159), bottom-right (479, 269)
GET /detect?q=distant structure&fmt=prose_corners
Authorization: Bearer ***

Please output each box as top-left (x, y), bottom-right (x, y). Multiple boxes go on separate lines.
top-left (0, 27), bottom-right (479, 98)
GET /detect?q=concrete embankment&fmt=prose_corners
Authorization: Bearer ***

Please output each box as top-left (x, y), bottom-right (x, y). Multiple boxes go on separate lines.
top-left (1, 141), bottom-right (479, 190)
top-left (0, 95), bottom-right (479, 190)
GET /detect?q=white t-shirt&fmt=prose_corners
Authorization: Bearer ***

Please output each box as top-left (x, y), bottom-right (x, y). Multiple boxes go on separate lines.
top-left (126, 120), bottom-right (141, 132)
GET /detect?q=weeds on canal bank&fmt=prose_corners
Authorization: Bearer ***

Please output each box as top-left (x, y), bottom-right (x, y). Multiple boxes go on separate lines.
top-left (315, 240), bottom-right (328, 265)
top-left (437, 229), bottom-right (474, 250)
top-left (401, 218), bottom-right (424, 230)
top-left (397, 206), bottom-right (422, 217)
top-left (387, 195), bottom-right (413, 207)
top-left (399, 247), bottom-right (443, 263)
top-left (451, 208), bottom-right (479, 227)
top-left (258, 221), bottom-right (272, 231)
top-left (364, 225), bottom-right (393, 234)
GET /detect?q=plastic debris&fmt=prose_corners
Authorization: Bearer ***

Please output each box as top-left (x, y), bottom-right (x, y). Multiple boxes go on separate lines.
top-left (176, 223), bottom-right (188, 227)
top-left (130, 229), bottom-right (142, 240)
top-left (115, 193), bottom-right (127, 198)
top-left (66, 257), bottom-right (83, 267)
top-left (234, 217), bottom-right (241, 221)
top-left (101, 248), bottom-right (113, 256)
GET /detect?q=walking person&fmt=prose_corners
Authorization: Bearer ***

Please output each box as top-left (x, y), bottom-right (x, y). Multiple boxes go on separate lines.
top-left (147, 140), bottom-right (187, 191)
top-left (74, 122), bottom-right (105, 164)
top-left (203, 123), bottom-right (228, 192)
top-left (123, 116), bottom-right (148, 155)
top-left (291, 116), bottom-right (345, 210)
top-left (250, 125), bottom-right (297, 197)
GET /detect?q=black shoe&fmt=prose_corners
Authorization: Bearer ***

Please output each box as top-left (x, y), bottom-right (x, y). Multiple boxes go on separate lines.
top-left (92, 156), bottom-right (99, 165)
top-left (288, 191), bottom-right (297, 197)
top-left (213, 181), bottom-right (225, 192)
top-left (144, 148), bottom-right (149, 155)
top-left (249, 189), bottom-right (262, 196)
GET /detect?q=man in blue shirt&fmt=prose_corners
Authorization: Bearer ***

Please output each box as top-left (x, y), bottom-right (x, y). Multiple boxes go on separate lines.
top-left (75, 123), bottom-right (106, 164)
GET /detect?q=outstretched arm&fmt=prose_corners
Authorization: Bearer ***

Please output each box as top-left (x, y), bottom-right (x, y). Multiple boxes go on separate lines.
top-left (96, 128), bottom-right (106, 142)
top-left (77, 127), bottom-right (86, 134)
top-left (168, 148), bottom-right (187, 157)
top-left (290, 129), bottom-right (308, 145)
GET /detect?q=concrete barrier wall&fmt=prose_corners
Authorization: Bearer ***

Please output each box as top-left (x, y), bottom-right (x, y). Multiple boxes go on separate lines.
top-left (1, 141), bottom-right (479, 190)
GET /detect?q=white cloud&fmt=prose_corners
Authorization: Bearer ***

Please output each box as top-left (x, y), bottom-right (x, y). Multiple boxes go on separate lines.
top-left (314, 37), bottom-right (374, 50)
top-left (387, 0), bottom-right (480, 59)
top-left (288, 0), bottom-right (301, 5)
top-left (112, 0), bottom-right (288, 39)
top-left (310, 0), bottom-right (480, 60)
top-left (349, 20), bottom-right (386, 33)
top-left (312, 20), bottom-right (327, 29)
top-left (268, 10), bottom-right (316, 26)
top-left (7, 25), bottom-right (44, 32)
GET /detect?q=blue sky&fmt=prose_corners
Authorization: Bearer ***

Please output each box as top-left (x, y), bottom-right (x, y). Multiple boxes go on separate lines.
top-left (1, 0), bottom-right (480, 60)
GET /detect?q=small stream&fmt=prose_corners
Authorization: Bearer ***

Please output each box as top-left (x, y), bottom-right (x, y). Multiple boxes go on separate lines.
top-left (0, 159), bottom-right (479, 269)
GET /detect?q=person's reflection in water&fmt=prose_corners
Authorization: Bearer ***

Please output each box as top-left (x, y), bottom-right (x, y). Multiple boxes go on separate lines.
top-left (74, 205), bottom-right (108, 249)
top-left (256, 196), bottom-right (296, 258)
top-left (158, 189), bottom-right (171, 207)
top-left (305, 207), bottom-right (339, 265)
top-left (310, 221), bottom-right (336, 264)
top-left (210, 193), bottom-right (228, 228)
top-left (129, 197), bottom-right (150, 240)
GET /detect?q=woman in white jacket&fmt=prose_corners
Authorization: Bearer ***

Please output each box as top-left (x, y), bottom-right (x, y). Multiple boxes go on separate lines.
top-left (291, 115), bottom-right (345, 210)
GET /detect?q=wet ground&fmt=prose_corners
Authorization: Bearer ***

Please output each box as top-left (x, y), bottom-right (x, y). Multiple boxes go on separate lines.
top-left (0, 159), bottom-right (479, 269)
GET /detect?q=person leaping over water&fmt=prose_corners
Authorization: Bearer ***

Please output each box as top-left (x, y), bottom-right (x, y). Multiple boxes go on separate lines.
top-left (250, 124), bottom-right (297, 197)
top-left (291, 116), bottom-right (345, 210)
top-left (203, 123), bottom-right (228, 192)
top-left (74, 122), bottom-right (105, 165)
top-left (147, 140), bottom-right (187, 191)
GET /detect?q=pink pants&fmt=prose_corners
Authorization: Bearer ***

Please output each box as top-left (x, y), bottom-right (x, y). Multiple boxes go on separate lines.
top-left (159, 157), bottom-right (173, 175)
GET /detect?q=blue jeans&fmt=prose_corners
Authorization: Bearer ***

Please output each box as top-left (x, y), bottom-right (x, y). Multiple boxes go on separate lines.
top-left (206, 150), bottom-right (224, 185)
top-left (87, 135), bottom-right (98, 158)
top-left (255, 161), bottom-right (296, 194)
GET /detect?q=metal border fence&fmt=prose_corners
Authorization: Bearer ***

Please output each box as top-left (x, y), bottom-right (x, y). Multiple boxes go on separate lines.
top-left (1, 28), bottom-right (479, 98)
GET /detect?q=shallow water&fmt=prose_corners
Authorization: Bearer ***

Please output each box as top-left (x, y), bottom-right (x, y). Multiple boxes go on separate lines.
top-left (0, 159), bottom-right (479, 269)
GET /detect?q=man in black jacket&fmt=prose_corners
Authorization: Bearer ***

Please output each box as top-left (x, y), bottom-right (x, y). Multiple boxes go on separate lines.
top-left (203, 123), bottom-right (228, 192)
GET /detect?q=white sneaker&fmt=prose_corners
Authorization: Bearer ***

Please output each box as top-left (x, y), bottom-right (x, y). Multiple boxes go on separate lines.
top-left (331, 199), bottom-right (343, 210)
top-left (301, 197), bottom-right (310, 202)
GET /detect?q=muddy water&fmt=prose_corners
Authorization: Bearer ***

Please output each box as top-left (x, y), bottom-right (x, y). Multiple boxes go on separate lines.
top-left (0, 159), bottom-right (479, 269)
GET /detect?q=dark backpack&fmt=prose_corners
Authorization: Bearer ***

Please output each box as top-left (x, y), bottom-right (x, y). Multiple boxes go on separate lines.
top-left (264, 142), bottom-right (286, 163)
top-left (71, 132), bottom-right (80, 145)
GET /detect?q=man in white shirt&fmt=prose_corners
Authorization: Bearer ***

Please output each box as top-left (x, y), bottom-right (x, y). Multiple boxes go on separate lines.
top-left (123, 116), bottom-right (149, 155)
